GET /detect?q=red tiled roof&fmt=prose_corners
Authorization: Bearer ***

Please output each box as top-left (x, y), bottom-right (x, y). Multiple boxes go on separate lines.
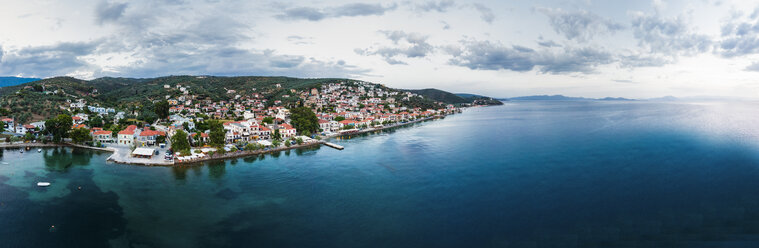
top-left (139, 130), bottom-right (161, 137)
top-left (93, 130), bottom-right (112, 135)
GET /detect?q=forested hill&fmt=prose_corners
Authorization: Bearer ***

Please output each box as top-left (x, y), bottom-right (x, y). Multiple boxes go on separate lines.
top-left (0, 75), bottom-right (498, 123)
top-left (406, 89), bottom-right (470, 104)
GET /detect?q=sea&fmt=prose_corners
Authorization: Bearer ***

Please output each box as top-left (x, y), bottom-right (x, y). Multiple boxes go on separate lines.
top-left (4, 100), bottom-right (759, 247)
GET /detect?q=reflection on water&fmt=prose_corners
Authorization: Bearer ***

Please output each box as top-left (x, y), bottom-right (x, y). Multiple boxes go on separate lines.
top-left (5, 102), bottom-right (759, 247)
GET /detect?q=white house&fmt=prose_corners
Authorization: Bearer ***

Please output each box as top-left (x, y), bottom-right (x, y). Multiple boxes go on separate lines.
top-left (118, 125), bottom-right (139, 146)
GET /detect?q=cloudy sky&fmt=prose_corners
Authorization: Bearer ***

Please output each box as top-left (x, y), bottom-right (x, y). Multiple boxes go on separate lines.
top-left (1, 0), bottom-right (759, 98)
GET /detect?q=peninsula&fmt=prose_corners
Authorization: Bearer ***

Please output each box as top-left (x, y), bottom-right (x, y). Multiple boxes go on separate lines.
top-left (0, 76), bottom-right (501, 165)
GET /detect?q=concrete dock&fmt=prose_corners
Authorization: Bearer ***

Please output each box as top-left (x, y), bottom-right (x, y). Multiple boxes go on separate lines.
top-left (323, 142), bottom-right (344, 150)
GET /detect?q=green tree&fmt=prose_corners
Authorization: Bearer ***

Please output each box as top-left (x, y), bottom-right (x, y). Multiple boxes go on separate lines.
top-left (171, 130), bottom-right (191, 153)
top-left (272, 139), bottom-right (281, 147)
top-left (70, 127), bottom-right (92, 144)
top-left (45, 114), bottom-right (72, 143)
top-left (244, 143), bottom-right (256, 151)
top-left (24, 132), bottom-right (34, 141)
top-left (140, 110), bottom-right (158, 124)
top-left (296, 137), bottom-right (304, 145)
top-left (273, 129), bottom-right (281, 141)
top-left (88, 116), bottom-right (103, 127)
top-left (262, 117), bottom-right (274, 124)
top-left (289, 107), bottom-right (319, 135)
top-left (209, 120), bottom-right (225, 147)
top-left (154, 100), bottom-right (170, 120)
top-left (334, 116), bottom-right (346, 122)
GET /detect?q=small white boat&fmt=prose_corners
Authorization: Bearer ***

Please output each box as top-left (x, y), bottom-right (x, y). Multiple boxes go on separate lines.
top-left (1, 162), bottom-right (8, 165)
top-left (37, 182), bottom-right (50, 187)
top-left (37, 149), bottom-right (42, 153)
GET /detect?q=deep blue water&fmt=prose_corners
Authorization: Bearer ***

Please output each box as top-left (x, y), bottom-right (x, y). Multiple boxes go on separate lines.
top-left (4, 101), bottom-right (759, 247)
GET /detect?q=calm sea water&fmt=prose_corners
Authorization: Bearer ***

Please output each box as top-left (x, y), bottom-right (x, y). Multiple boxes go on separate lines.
top-left (5, 101), bottom-right (759, 247)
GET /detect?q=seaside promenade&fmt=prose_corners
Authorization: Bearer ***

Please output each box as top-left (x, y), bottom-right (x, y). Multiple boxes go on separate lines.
top-left (0, 114), bottom-right (446, 166)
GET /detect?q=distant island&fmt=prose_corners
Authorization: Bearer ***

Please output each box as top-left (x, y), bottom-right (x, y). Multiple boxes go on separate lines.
top-left (505, 94), bottom-right (747, 102)
top-left (507, 95), bottom-right (636, 101)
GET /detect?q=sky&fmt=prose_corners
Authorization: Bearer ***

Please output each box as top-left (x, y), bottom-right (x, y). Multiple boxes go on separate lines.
top-left (1, 0), bottom-right (759, 98)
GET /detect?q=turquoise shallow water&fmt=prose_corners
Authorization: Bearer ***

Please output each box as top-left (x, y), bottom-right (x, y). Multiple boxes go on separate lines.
top-left (5, 101), bottom-right (759, 247)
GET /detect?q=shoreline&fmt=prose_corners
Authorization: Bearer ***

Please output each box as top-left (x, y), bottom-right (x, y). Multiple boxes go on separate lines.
top-left (162, 115), bottom-right (445, 166)
top-left (2, 113), bottom-right (454, 166)
top-left (324, 115), bottom-right (442, 141)
top-left (172, 141), bottom-right (324, 166)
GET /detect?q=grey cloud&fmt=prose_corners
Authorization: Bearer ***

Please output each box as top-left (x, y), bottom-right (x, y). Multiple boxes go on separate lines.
top-left (472, 3), bottom-right (494, 24)
top-left (276, 3), bottom-right (396, 21)
top-left (618, 53), bottom-right (673, 68)
top-left (414, 1), bottom-right (455, 12)
top-left (447, 40), bottom-right (535, 71)
top-left (1, 1), bottom-right (370, 79)
top-left (630, 12), bottom-right (712, 56)
top-left (538, 47), bottom-right (613, 74)
top-left (95, 1), bottom-right (128, 24)
top-left (269, 55), bottom-right (305, 68)
top-left (717, 12), bottom-right (759, 57)
top-left (445, 40), bottom-right (614, 74)
top-left (537, 40), bottom-right (560, 47)
top-left (355, 30), bottom-right (434, 65)
top-left (0, 41), bottom-right (101, 77)
top-left (536, 7), bottom-right (624, 41)
top-left (334, 3), bottom-right (396, 17)
top-left (276, 7), bottom-right (326, 21)
top-left (746, 62), bottom-right (759, 71)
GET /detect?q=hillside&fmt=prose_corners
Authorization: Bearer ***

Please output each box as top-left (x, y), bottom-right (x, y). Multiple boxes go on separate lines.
top-left (0, 75), bottom-right (493, 124)
top-left (455, 93), bottom-right (504, 105)
top-left (406, 89), bottom-right (470, 104)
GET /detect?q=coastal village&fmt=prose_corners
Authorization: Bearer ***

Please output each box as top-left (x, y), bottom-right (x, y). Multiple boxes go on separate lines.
top-left (2, 81), bottom-right (460, 165)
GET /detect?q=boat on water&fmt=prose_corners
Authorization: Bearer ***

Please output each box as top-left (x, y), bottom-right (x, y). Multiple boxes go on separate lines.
top-left (37, 149), bottom-right (42, 153)
top-left (37, 182), bottom-right (51, 187)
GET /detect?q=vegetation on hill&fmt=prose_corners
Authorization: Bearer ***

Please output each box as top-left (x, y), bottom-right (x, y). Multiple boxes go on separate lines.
top-left (0, 75), bottom-right (499, 124)
top-left (456, 93), bottom-right (504, 106)
top-left (406, 89), bottom-right (469, 104)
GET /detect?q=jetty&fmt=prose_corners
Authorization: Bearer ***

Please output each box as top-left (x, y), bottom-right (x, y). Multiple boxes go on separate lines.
top-left (323, 142), bottom-right (344, 150)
